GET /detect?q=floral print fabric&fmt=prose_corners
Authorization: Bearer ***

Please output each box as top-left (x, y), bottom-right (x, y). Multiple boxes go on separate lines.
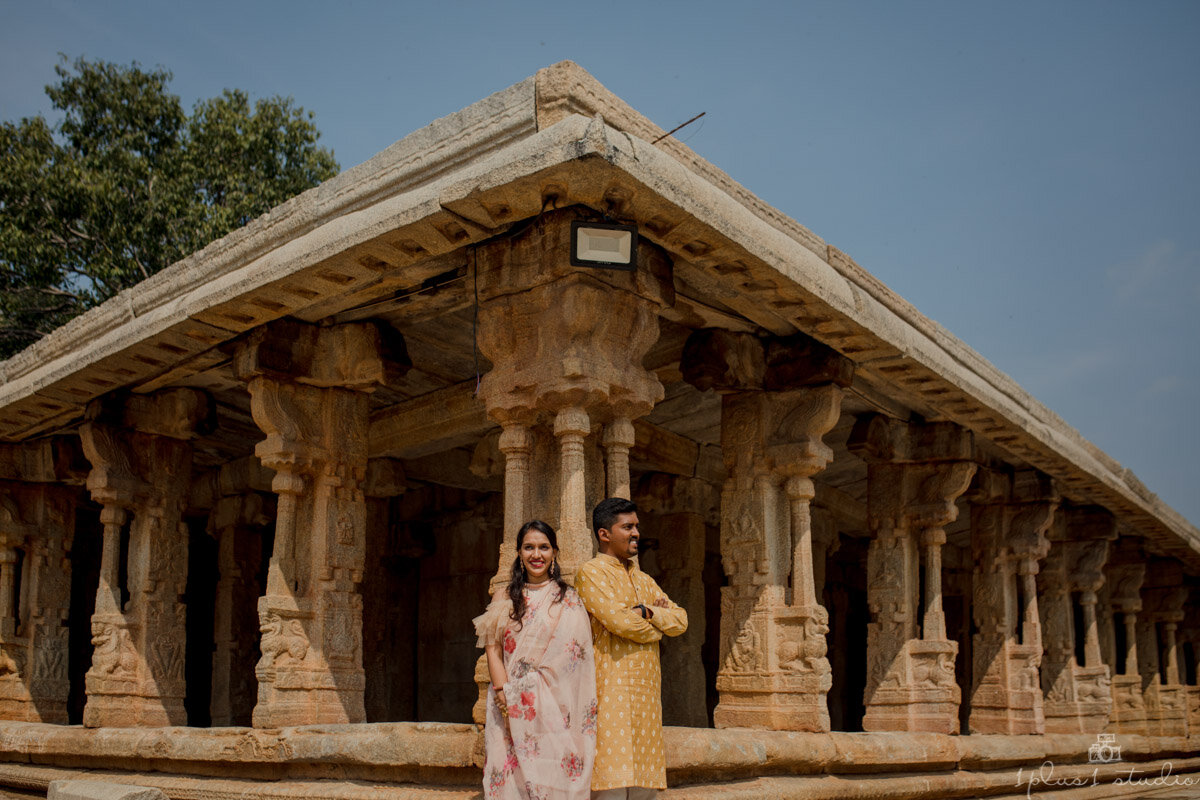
top-left (473, 582), bottom-right (597, 799)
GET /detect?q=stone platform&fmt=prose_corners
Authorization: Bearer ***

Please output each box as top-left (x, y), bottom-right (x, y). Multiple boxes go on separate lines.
top-left (0, 723), bottom-right (1196, 799)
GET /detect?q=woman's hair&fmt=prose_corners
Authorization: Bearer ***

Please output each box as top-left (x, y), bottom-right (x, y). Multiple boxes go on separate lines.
top-left (508, 519), bottom-right (569, 625)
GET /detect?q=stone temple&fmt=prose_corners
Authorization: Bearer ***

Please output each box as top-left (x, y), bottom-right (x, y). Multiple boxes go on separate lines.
top-left (0, 62), bottom-right (1196, 799)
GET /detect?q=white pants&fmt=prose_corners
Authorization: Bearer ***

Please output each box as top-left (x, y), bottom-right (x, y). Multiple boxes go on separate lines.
top-left (592, 790), bottom-right (657, 800)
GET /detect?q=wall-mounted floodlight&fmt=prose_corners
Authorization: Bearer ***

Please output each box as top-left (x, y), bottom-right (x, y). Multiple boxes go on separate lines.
top-left (570, 220), bottom-right (638, 271)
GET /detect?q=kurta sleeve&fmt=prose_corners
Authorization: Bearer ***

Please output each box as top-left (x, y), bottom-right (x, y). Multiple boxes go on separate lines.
top-left (471, 596), bottom-right (513, 648)
top-left (641, 574), bottom-right (688, 637)
top-left (576, 563), bottom-right (663, 644)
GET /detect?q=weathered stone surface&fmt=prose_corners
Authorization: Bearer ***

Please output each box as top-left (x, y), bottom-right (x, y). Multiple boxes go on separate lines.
top-left (48, 780), bottom-right (167, 800)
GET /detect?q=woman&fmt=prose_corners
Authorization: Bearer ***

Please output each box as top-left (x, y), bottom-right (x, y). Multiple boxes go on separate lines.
top-left (473, 520), bottom-right (597, 800)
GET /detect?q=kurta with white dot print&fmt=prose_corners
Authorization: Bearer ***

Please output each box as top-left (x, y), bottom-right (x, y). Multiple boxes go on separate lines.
top-left (575, 553), bottom-right (687, 792)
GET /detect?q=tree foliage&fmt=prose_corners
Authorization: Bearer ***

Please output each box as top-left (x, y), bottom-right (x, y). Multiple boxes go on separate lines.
top-left (0, 57), bottom-right (339, 357)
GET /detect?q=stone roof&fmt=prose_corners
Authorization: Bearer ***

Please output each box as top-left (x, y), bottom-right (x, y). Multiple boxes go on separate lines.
top-left (1, 61), bottom-right (1196, 566)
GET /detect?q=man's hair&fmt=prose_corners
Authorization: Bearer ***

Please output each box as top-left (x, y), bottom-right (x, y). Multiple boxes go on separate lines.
top-left (592, 497), bottom-right (638, 538)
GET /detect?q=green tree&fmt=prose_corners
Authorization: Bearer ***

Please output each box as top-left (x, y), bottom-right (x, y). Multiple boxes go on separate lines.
top-left (0, 57), bottom-right (339, 357)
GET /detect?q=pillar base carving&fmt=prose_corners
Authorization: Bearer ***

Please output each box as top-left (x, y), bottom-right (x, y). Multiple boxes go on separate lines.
top-left (1143, 683), bottom-right (1188, 737)
top-left (1043, 664), bottom-right (1111, 734)
top-left (862, 638), bottom-right (960, 734)
top-left (714, 604), bottom-right (831, 732)
top-left (1106, 673), bottom-right (1146, 734)
top-left (253, 593), bottom-right (366, 728)
top-left (969, 642), bottom-right (1044, 735)
top-left (84, 614), bottom-right (185, 728)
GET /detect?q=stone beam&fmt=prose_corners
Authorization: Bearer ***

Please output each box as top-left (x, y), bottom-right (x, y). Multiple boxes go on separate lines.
top-left (368, 381), bottom-right (491, 460)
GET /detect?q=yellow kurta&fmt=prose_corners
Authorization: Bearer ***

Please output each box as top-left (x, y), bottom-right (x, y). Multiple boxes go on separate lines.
top-left (574, 553), bottom-right (687, 791)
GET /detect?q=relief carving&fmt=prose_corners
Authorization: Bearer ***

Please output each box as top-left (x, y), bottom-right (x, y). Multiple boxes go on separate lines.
top-left (91, 622), bottom-right (138, 677)
top-left (259, 614), bottom-right (310, 667)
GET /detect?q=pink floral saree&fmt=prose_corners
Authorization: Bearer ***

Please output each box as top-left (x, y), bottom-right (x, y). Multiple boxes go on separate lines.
top-left (473, 581), bottom-right (596, 800)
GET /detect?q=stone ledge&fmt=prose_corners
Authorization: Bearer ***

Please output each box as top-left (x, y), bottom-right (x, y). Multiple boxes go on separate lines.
top-left (0, 723), bottom-right (1196, 787)
top-left (1, 744), bottom-right (1198, 800)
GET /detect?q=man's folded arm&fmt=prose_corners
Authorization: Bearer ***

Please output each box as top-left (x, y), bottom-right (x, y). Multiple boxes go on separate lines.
top-left (645, 578), bottom-right (688, 636)
top-left (576, 567), bottom-right (663, 643)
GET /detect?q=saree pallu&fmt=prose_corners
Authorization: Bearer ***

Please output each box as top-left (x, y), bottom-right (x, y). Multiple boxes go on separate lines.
top-left (474, 582), bottom-right (597, 800)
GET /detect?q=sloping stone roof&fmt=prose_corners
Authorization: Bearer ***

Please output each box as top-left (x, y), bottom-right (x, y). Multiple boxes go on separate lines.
top-left (1, 61), bottom-right (1195, 566)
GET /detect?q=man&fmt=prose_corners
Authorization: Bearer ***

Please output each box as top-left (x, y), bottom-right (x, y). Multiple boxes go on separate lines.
top-left (574, 497), bottom-right (687, 800)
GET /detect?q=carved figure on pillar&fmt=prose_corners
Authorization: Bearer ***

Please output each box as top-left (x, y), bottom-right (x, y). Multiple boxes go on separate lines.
top-left (848, 414), bottom-right (977, 734)
top-left (235, 319), bottom-right (393, 728)
top-left (967, 469), bottom-right (1057, 734)
top-left (683, 328), bottom-right (854, 732)
top-left (78, 388), bottom-right (211, 727)
top-left (0, 482), bottom-right (77, 723)
top-left (1039, 508), bottom-right (1116, 734)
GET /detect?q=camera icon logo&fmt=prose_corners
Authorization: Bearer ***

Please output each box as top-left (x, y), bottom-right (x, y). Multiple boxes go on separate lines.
top-left (1088, 733), bottom-right (1121, 764)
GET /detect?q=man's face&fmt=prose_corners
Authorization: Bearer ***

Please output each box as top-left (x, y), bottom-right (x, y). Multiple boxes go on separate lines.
top-left (600, 511), bottom-right (640, 562)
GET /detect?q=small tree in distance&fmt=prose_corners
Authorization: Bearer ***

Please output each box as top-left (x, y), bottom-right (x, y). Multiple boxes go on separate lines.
top-left (0, 56), bottom-right (340, 358)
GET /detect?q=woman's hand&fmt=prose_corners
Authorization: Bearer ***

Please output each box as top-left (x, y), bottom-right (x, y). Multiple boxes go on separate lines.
top-left (494, 687), bottom-right (509, 718)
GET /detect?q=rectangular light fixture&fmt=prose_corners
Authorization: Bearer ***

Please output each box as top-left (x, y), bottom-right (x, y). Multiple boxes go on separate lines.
top-left (570, 220), bottom-right (638, 270)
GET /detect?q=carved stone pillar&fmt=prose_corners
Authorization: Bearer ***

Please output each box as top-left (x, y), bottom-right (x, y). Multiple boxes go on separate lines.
top-left (554, 406), bottom-right (593, 572)
top-left (967, 470), bottom-right (1056, 734)
top-left (475, 209), bottom-right (671, 582)
top-left (602, 417), bottom-right (636, 501)
top-left (635, 473), bottom-right (715, 727)
top-left (235, 319), bottom-right (389, 728)
top-left (849, 415), bottom-right (976, 734)
top-left (472, 210), bottom-right (672, 724)
top-left (0, 483), bottom-right (76, 723)
top-left (1039, 508), bottom-right (1115, 734)
top-left (79, 389), bottom-right (210, 727)
top-left (490, 421), bottom-right (532, 593)
top-left (681, 329), bottom-right (853, 732)
top-left (208, 493), bottom-right (269, 727)
top-left (1105, 537), bottom-right (1147, 734)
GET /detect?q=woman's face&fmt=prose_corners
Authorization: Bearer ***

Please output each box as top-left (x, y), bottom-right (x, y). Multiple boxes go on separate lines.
top-left (519, 530), bottom-right (555, 583)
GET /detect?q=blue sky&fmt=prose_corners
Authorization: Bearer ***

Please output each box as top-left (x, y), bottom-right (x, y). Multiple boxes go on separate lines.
top-left (3, 0), bottom-right (1198, 525)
